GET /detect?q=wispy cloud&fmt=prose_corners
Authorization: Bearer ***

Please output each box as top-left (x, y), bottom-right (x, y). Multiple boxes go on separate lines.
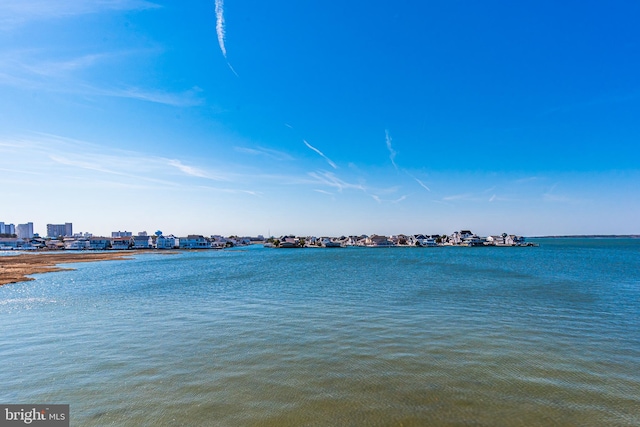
top-left (99, 86), bottom-right (204, 107)
top-left (19, 52), bottom-right (116, 77)
top-left (7, 133), bottom-right (237, 188)
top-left (166, 159), bottom-right (228, 181)
top-left (234, 146), bottom-right (294, 161)
top-left (308, 171), bottom-right (364, 193)
top-left (0, 0), bottom-right (160, 29)
top-left (413, 177), bottom-right (431, 192)
top-left (385, 130), bottom-right (397, 169)
top-left (542, 183), bottom-right (583, 203)
top-left (442, 193), bottom-right (475, 201)
top-left (371, 194), bottom-right (408, 204)
top-left (393, 195), bottom-right (407, 203)
top-left (0, 50), bottom-right (203, 107)
top-left (48, 154), bottom-right (181, 187)
top-left (514, 176), bottom-right (541, 184)
top-left (304, 140), bottom-right (338, 169)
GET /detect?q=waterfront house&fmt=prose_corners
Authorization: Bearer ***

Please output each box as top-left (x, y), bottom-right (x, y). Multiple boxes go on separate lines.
top-left (156, 235), bottom-right (179, 249)
top-left (462, 235), bottom-right (486, 247)
top-left (391, 234), bottom-right (414, 246)
top-left (449, 231), bottom-right (462, 245)
top-left (486, 235), bottom-right (503, 246)
top-left (354, 235), bottom-right (369, 246)
top-left (64, 238), bottom-right (89, 250)
top-left (29, 238), bottom-right (47, 249)
top-left (132, 235), bottom-right (153, 249)
top-left (486, 234), bottom-right (525, 246)
top-left (415, 235), bottom-right (438, 247)
top-left (279, 236), bottom-right (300, 248)
top-left (366, 235), bottom-right (394, 247)
top-left (507, 235), bottom-right (525, 246)
top-left (110, 236), bottom-right (132, 250)
top-left (179, 235), bottom-right (208, 249)
top-left (89, 237), bottom-right (109, 250)
top-left (45, 240), bottom-right (65, 250)
top-left (0, 237), bottom-right (20, 250)
top-left (321, 237), bottom-right (343, 248)
top-left (449, 230), bottom-right (475, 245)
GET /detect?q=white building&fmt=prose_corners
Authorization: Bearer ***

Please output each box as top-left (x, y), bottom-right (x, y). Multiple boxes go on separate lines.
top-left (132, 235), bottom-right (153, 249)
top-left (179, 235), bottom-right (208, 249)
top-left (156, 235), bottom-right (179, 249)
top-left (47, 223), bottom-right (72, 238)
top-left (16, 222), bottom-right (34, 239)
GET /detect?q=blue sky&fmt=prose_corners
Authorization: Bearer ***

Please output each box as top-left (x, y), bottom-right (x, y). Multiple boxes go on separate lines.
top-left (1, 0), bottom-right (639, 237)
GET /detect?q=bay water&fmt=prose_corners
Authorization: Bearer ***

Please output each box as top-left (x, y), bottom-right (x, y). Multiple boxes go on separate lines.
top-left (1, 239), bottom-right (639, 426)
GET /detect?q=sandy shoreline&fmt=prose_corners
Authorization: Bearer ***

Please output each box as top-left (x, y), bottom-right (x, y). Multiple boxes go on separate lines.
top-left (0, 251), bottom-right (155, 286)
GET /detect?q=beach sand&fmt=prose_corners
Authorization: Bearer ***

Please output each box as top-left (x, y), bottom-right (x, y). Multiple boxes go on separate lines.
top-left (0, 251), bottom-right (151, 286)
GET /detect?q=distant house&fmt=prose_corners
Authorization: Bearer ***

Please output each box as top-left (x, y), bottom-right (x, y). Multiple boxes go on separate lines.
top-left (460, 230), bottom-right (473, 239)
top-left (354, 235), bottom-right (369, 246)
top-left (0, 237), bottom-right (20, 250)
top-left (415, 235), bottom-right (438, 247)
top-left (487, 234), bottom-right (525, 246)
top-left (448, 231), bottom-right (462, 245)
top-left (279, 236), bottom-right (300, 248)
top-left (110, 237), bottom-right (132, 250)
top-left (486, 235), bottom-right (502, 245)
top-left (462, 235), bottom-right (486, 247)
top-left (391, 234), bottom-right (414, 246)
top-left (366, 235), bottom-right (394, 247)
top-left (30, 238), bottom-right (47, 249)
top-left (156, 235), bottom-right (179, 249)
top-left (179, 235), bottom-right (208, 249)
top-left (45, 240), bottom-right (65, 250)
top-left (64, 238), bottom-right (89, 250)
top-left (208, 235), bottom-right (228, 248)
top-left (506, 235), bottom-right (525, 246)
top-left (89, 237), bottom-right (110, 250)
top-left (449, 230), bottom-right (476, 245)
top-left (132, 235), bottom-right (153, 249)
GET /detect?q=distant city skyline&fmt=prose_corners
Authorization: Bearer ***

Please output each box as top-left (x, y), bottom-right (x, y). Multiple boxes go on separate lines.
top-left (1, 1), bottom-right (639, 236)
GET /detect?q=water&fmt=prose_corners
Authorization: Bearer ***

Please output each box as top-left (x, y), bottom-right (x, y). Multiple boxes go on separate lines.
top-left (1, 239), bottom-right (639, 426)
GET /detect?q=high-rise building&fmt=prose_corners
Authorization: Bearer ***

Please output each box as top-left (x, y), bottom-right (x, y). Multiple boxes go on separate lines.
top-left (16, 222), bottom-right (34, 239)
top-left (47, 223), bottom-right (73, 238)
top-left (112, 231), bottom-right (133, 238)
top-left (0, 222), bottom-right (16, 235)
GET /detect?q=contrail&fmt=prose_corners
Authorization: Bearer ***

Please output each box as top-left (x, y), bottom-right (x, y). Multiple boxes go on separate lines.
top-left (385, 130), bottom-right (397, 169)
top-left (215, 0), bottom-right (238, 76)
top-left (304, 140), bottom-right (338, 169)
top-left (414, 177), bottom-right (431, 192)
top-left (226, 61), bottom-right (239, 77)
top-left (215, 0), bottom-right (227, 58)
